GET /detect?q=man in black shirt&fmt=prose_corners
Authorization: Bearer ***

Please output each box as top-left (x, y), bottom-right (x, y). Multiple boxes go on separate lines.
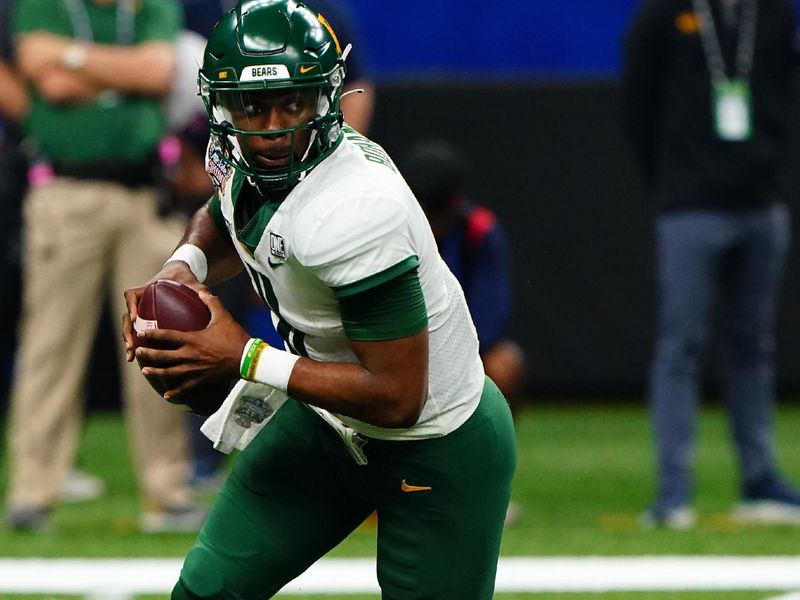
top-left (623, 0), bottom-right (800, 528)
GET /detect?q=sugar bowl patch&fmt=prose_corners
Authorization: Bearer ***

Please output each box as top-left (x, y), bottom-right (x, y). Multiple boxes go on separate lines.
top-left (207, 144), bottom-right (232, 192)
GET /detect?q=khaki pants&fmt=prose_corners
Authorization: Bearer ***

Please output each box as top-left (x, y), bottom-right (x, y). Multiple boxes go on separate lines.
top-left (7, 178), bottom-right (192, 512)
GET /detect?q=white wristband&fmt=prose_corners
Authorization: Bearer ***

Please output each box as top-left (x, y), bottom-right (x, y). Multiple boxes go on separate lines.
top-left (164, 244), bottom-right (208, 283)
top-left (249, 345), bottom-right (300, 393)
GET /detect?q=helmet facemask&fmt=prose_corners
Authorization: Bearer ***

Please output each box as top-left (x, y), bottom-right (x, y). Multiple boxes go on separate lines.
top-left (199, 0), bottom-right (349, 191)
top-left (201, 66), bottom-right (345, 192)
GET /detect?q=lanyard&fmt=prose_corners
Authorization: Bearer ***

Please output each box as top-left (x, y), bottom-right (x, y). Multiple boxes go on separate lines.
top-left (691, 0), bottom-right (758, 82)
top-left (64, 0), bottom-right (135, 45)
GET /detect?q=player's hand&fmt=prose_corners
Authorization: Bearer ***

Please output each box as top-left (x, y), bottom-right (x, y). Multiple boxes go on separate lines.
top-left (121, 261), bottom-right (206, 362)
top-left (133, 292), bottom-right (250, 400)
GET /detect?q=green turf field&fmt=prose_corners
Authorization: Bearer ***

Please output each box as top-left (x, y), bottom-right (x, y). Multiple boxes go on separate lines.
top-left (1, 402), bottom-right (799, 599)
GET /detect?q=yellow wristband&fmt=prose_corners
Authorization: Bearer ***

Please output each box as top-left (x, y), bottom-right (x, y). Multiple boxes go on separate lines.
top-left (240, 338), bottom-right (266, 380)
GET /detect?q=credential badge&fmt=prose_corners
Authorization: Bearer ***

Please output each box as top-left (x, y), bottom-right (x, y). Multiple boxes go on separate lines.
top-left (270, 232), bottom-right (287, 259)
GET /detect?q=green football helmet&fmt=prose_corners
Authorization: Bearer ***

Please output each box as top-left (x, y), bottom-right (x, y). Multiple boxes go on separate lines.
top-left (199, 0), bottom-right (347, 190)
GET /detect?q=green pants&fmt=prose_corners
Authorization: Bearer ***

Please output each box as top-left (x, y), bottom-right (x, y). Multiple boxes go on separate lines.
top-left (174, 377), bottom-right (516, 599)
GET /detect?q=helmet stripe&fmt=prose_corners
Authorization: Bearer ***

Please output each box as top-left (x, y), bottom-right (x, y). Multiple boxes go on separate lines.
top-left (317, 14), bottom-right (342, 56)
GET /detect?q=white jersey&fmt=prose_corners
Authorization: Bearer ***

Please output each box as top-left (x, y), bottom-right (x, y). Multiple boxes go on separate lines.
top-left (208, 129), bottom-right (484, 440)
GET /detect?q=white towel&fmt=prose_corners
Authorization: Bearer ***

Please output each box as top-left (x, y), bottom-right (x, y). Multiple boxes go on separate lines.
top-left (200, 379), bottom-right (288, 454)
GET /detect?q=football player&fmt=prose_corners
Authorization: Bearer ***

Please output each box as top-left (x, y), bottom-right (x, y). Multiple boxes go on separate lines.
top-left (122, 1), bottom-right (516, 598)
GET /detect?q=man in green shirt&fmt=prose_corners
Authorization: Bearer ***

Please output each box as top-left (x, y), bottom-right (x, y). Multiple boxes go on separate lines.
top-left (5, 0), bottom-right (203, 533)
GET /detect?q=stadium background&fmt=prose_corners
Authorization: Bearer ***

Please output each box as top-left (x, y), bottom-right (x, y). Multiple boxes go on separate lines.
top-left (25, 0), bottom-right (800, 406)
top-left (2, 4), bottom-right (800, 597)
top-left (352, 0), bottom-right (800, 396)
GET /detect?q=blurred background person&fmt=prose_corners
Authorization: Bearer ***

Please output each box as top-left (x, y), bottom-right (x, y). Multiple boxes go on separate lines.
top-left (622, 0), bottom-right (800, 529)
top-left (4, 0), bottom-right (203, 533)
top-left (399, 139), bottom-right (525, 401)
top-left (0, 0), bottom-right (104, 504)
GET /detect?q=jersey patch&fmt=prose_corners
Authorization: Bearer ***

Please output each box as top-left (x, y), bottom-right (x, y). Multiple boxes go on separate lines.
top-left (233, 395), bottom-right (276, 428)
top-left (207, 144), bottom-right (232, 193)
top-left (270, 232), bottom-right (287, 259)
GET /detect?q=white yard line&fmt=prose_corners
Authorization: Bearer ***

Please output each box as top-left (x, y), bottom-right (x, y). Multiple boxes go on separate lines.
top-left (1, 556), bottom-right (800, 595)
top-left (763, 593), bottom-right (800, 600)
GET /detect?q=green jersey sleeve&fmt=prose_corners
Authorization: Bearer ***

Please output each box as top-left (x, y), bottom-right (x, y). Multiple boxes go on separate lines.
top-left (335, 260), bottom-right (428, 341)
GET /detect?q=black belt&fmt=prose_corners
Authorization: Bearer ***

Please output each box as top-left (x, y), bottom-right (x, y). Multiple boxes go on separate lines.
top-left (52, 159), bottom-right (157, 188)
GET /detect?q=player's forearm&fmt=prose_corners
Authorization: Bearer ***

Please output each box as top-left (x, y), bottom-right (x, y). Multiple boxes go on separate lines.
top-left (245, 332), bottom-right (429, 429)
top-left (177, 203), bottom-right (242, 286)
top-left (289, 358), bottom-right (412, 428)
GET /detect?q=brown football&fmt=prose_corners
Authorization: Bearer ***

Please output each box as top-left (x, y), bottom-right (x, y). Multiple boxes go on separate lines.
top-left (134, 279), bottom-right (231, 416)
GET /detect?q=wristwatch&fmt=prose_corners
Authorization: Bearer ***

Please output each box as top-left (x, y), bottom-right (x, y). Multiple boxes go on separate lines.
top-left (61, 43), bottom-right (88, 70)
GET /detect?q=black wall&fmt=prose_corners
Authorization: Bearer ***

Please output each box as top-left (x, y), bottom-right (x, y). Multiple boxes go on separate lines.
top-left (370, 80), bottom-right (800, 397)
